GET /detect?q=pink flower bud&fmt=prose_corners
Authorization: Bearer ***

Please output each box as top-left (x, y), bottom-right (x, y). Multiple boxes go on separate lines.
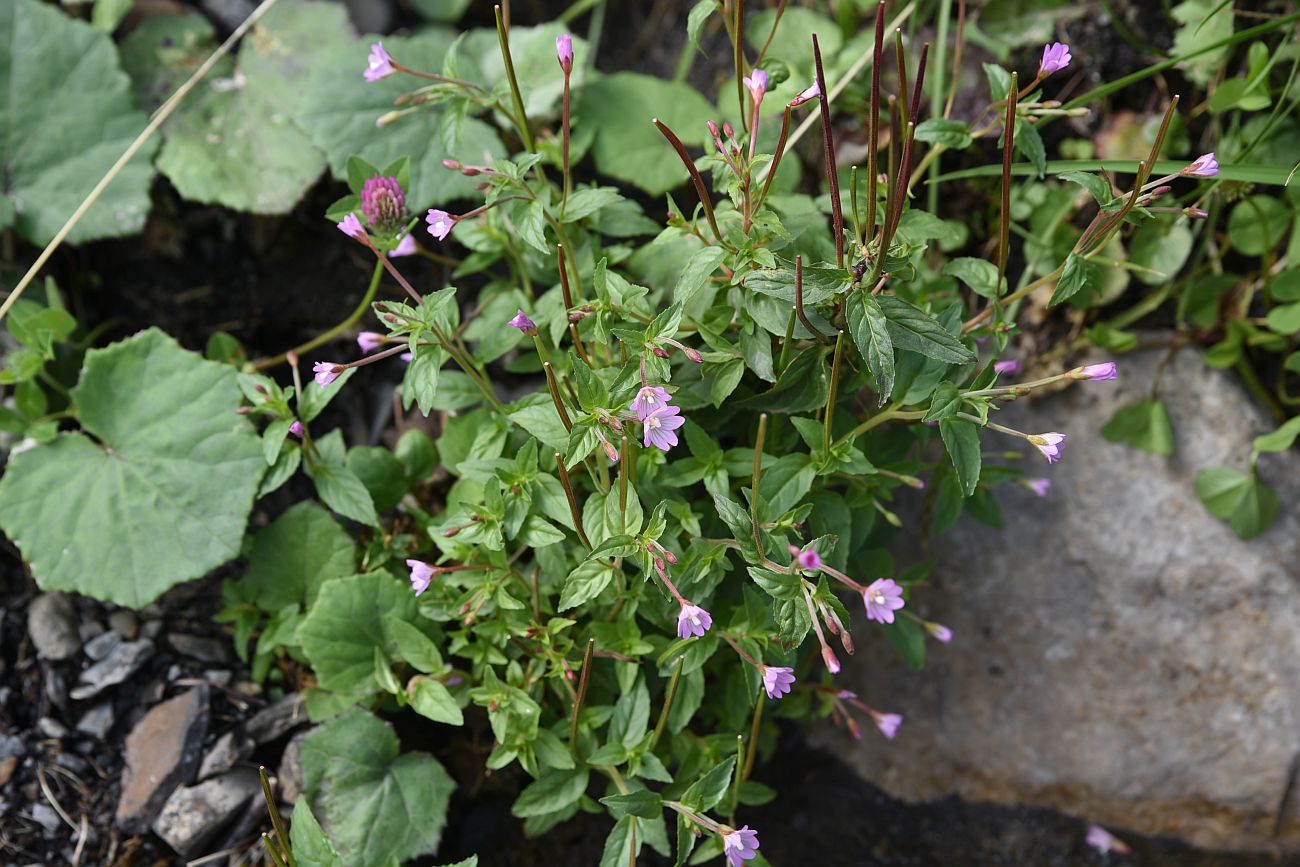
top-left (289, 421), bottom-right (304, 437)
top-left (821, 644), bottom-right (841, 674)
top-left (507, 309), bottom-right (537, 334)
top-left (1076, 362), bottom-right (1117, 381)
top-left (555, 33), bottom-right (574, 72)
top-left (1183, 152), bottom-right (1219, 178)
top-left (337, 214), bottom-right (366, 240)
top-left (788, 81), bottom-right (820, 108)
top-left (312, 361), bottom-right (344, 388)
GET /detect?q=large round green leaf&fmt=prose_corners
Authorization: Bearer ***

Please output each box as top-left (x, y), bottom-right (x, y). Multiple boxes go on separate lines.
top-left (0, 0), bottom-right (157, 245)
top-left (0, 329), bottom-right (265, 607)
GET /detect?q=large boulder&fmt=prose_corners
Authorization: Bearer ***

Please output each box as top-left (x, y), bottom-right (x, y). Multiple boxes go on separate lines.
top-left (818, 345), bottom-right (1300, 851)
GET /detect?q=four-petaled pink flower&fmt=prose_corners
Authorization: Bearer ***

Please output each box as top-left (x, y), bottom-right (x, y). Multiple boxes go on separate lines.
top-left (1086, 824), bottom-right (1131, 855)
top-left (925, 621), bottom-right (953, 643)
top-left (508, 310), bottom-right (537, 334)
top-left (391, 234), bottom-right (417, 257)
top-left (1038, 42), bottom-right (1071, 77)
top-left (1026, 478), bottom-right (1052, 497)
top-left (1078, 362), bottom-right (1117, 381)
top-left (426, 209), bottom-right (455, 240)
top-left (788, 81), bottom-right (820, 107)
top-left (365, 42), bottom-right (397, 82)
top-left (1184, 152), bottom-right (1219, 177)
top-left (312, 361), bottom-right (344, 388)
top-left (676, 602), bottom-right (712, 639)
top-left (642, 404), bottom-right (685, 451)
top-left (761, 665), bottom-right (795, 699)
top-left (721, 826), bottom-right (760, 867)
top-left (863, 578), bottom-right (905, 624)
top-left (289, 421), bottom-right (304, 437)
top-left (631, 385), bottom-right (672, 419)
top-left (994, 359), bottom-right (1020, 375)
top-left (743, 69), bottom-right (768, 104)
top-left (555, 33), bottom-right (573, 72)
top-left (1029, 431), bottom-right (1067, 463)
top-left (406, 559), bottom-right (435, 596)
top-left (870, 710), bottom-right (903, 740)
top-left (357, 331), bottom-right (384, 353)
top-left (337, 214), bottom-right (366, 240)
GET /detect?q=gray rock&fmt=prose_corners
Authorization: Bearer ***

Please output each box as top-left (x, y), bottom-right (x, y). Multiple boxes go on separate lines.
top-left (246, 693), bottom-right (307, 744)
top-left (140, 618), bottom-right (163, 640)
top-left (79, 618), bottom-right (105, 643)
top-left (0, 734), bottom-right (25, 759)
top-left (28, 594), bottom-right (80, 660)
top-left (820, 346), bottom-right (1300, 851)
top-left (75, 701), bottom-right (115, 740)
top-left (82, 630), bottom-right (121, 662)
top-left (36, 717), bottom-right (68, 739)
top-left (70, 639), bottom-right (153, 700)
top-left (277, 731), bottom-right (307, 806)
top-left (198, 729), bottom-right (254, 781)
top-left (152, 767), bottom-right (261, 856)
top-left (115, 685), bottom-right (209, 833)
top-left (106, 610), bottom-right (138, 641)
top-left (31, 803), bottom-right (61, 833)
top-left (167, 633), bottom-right (230, 665)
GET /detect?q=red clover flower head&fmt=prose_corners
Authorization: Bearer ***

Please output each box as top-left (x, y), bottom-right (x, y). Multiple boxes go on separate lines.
top-left (360, 176), bottom-right (406, 233)
top-left (1028, 432), bottom-right (1067, 463)
top-left (676, 602), bottom-right (712, 639)
top-left (365, 42), bottom-right (397, 82)
top-left (406, 559), bottom-right (435, 596)
top-left (312, 362), bottom-right (344, 388)
top-left (760, 665), bottom-right (795, 699)
top-left (863, 578), bottom-right (905, 624)
top-left (1183, 152), bottom-right (1219, 177)
top-left (555, 33), bottom-right (573, 72)
top-left (721, 826), bottom-right (760, 867)
top-left (1038, 42), bottom-right (1071, 77)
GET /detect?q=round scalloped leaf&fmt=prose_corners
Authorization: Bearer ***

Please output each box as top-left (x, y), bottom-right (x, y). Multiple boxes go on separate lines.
top-left (155, 0), bottom-right (354, 214)
top-left (0, 329), bottom-right (265, 608)
top-left (0, 0), bottom-right (157, 245)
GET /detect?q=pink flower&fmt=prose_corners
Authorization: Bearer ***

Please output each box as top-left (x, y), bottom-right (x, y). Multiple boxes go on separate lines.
top-left (357, 331), bottom-right (385, 353)
top-left (1183, 206), bottom-right (1209, 219)
top-left (743, 69), bottom-right (768, 104)
top-left (312, 361), bottom-right (344, 388)
top-left (1026, 478), bottom-right (1052, 497)
top-left (360, 175), bottom-right (405, 232)
top-left (1028, 432), bottom-right (1067, 463)
top-left (1086, 824), bottom-right (1131, 855)
top-left (863, 578), bottom-right (905, 624)
top-left (925, 621), bottom-right (953, 643)
top-left (761, 666), bottom-right (795, 699)
top-left (794, 547), bottom-right (821, 571)
top-left (677, 602), bottom-right (712, 639)
top-left (555, 33), bottom-right (573, 72)
top-left (994, 359), bottom-right (1020, 375)
top-left (788, 81), bottom-right (820, 107)
top-left (391, 234), bottom-right (417, 257)
top-left (337, 214), bottom-right (366, 240)
top-left (821, 644), bottom-right (840, 674)
top-left (426, 209), bottom-right (455, 240)
top-left (406, 559), bottom-right (435, 596)
top-left (1038, 42), bottom-right (1071, 77)
top-left (365, 42), bottom-right (397, 82)
top-left (1183, 152), bottom-right (1219, 177)
top-left (721, 826), bottom-right (760, 867)
top-left (1077, 362), bottom-right (1117, 381)
top-left (289, 421), bottom-right (304, 437)
top-left (642, 404), bottom-right (685, 451)
top-left (631, 385), bottom-right (672, 419)
top-left (507, 310), bottom-right (536, 333)
top-left (870, 710), bottom-right (903, 740)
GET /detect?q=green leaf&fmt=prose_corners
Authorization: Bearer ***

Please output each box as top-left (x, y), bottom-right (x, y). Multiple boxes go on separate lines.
top-left (609, 678), bottom-right (651, 750)
top-left (686, 0), bottom-right (718, 51)
top-left (296, 572), bottom-right (418, 699)
top-left (738, 346), bottom-right (829, 412)
top-left (0, 0), bottom-right (157, 245)
top-left (408, 677), bottom-right (464, 726)
top-left (1049, 253), bottom-right (1097, 306)
top-left (744, 7), bottom-right (841, 74)
top-left (301, 708), bottom-right (454, 865)
top-left (559, 559), bottom-right (615, 610)
top-left (299, 368), bottom-right (355, 422)
top-left (876, 296), bottom-right (974, 363)
top-left (512, 768), bottom-right (589, 818)
top-left (601, 790), bottom-right (663, 820)
top-left (562, 186), bottom-right (624, 222)
top-left (289, 800), bottom-right (344, 867)
top-left (913, 118), bottom-right (972, 149)
top-left (0, 329), bottom-right (263, 608)
top-left (1129, 222), bottom-right (1193, 286)
top-left (401, 346), bottom-right (446, 416)
top-left (938, 418), bottom-right (981, 496)
top-left (846, 291), bottom-right (894, 402)
top-left (1227, 196), bottom-right (1292, 256)
top-left (1253, 417), bottom-right (1300, 455)
top-left (156, 0), bottom-right (352, 213)
top-left (578, 73), bottom-right (718, 195)
top-left (942, 257), bottom-right (1003, 298)
top-left (245, 502), bottom-right (355, 611)
top-left (296, 33), bottom-right (505, 212)
top-left (675, 246), bottom-right (728, 307)
top-left (305, 431), bottom-right (380, 526)
top-left (1015, 121), bottom-right (1047, 178)
top-left (346, 446), bottom-right (408, 513)
top-left (120, 14), bottom-right (221, 113)
top-left (600, 816), bottom-right (641, 867)
top-left (923, 381), bottom-right (961, 422)
top-left (1194, 468), bottom-right (1280, 540)
top-left (682, 757), bottom-right (735, 812)
top-left (1057, 170), bottom-right (1114, 207)
top-left (1100, 399), bottom-right (1174, 455)
top-left (1269, 303), bottom-right (1300, 335)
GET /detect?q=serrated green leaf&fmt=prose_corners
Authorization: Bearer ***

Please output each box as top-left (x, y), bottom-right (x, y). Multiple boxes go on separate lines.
top-left (942, 257), bottom-right (1003, 298)
top-left (245, 502), bottom-right (355, 611)
top-left (876, 296), bottom-right (974, 363)
top-left (512, 768), bottom-right (589, 818)
top-left (846, 291), bottom-right (894, 403)
top-left (296, 572), bottom-right (418, 699)
top-left (409, 676), bottom-right (464, 726)
top-left (938, 418), bottom-right (981, 496)
top-left (1049, 253), bottom-right (1097, 306)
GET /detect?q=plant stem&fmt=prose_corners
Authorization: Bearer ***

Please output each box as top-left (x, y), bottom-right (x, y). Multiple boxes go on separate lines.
top-left (555, 453), bottom-right (593, 550)
top-left (569, 637), bottom-right (595, 751)
top-left (750, 413), bottom-right (768, 557)
top-left (823, 331), bottom-right (845, 453)
top-left (812, 34), bottom-right (844, 268)
top-left (650, 657), bottom-right (684, 749)
top-left (654, 119), bottom-right (724, 243)
top-left (495, 5), bottom-right (537, 155)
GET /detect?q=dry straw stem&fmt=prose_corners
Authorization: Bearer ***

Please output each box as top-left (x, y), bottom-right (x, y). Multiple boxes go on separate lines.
top-left (0, 0), bottom-right (284, 324)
